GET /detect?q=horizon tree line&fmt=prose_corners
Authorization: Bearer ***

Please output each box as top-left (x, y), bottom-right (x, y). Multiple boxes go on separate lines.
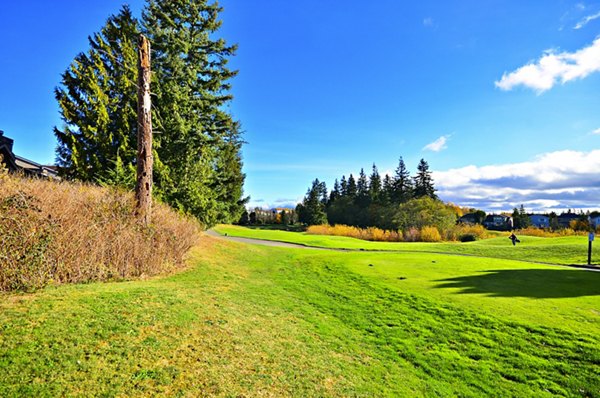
top-left (296, 157), bottom-right (438, 229)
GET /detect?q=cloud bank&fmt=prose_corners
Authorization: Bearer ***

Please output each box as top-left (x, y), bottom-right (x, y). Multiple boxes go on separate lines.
top-left (495, 38), bottom-right (600, 92)
top-left (423, 135), bottom-right (450, 152)
top-left (434, 149), bottom-right (600, 212)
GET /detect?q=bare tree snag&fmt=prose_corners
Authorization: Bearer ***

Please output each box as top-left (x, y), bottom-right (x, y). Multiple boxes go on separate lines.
top-left (135, 34), bottom-right (153, 225)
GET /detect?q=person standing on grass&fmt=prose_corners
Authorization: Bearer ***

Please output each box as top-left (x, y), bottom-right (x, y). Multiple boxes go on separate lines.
top-left (509, 232), bottom-right (520, 246)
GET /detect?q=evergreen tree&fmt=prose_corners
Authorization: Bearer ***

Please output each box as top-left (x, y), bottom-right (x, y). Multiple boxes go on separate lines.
top-left (392, 156), bottom-right (413, 203)
top-left (355, 168), bottom-right (370, 208)
top-left (368, 164), bottom-right (382, 203)
top-left (54, 6), bottom-right (139, 183)
top-left (329, 179), bottom-right (341, 204)
top-left (340, 175), bottom-right (348, 196)
top-left (54, 1), bottom-right (246, 227)
top-left (381, 174), bottom-right (393, 205)
top-left (413, 158), bottom-right (437, 199)
top-left (347, 174), bottom-right (357, 198)
top-left (512, 204), bottom-right (530, 229)
top-left (298, 179), bottom-right (327, 225)
top-left (143, 0), bottom-right (244, 226)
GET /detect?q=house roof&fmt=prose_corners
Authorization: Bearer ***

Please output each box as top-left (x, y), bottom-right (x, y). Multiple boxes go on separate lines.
top-left (0, 130), bottom-right (58, 179)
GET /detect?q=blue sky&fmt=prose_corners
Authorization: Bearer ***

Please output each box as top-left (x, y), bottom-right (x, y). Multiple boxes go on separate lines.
top-left (1, 1), bottom-right (599, 212)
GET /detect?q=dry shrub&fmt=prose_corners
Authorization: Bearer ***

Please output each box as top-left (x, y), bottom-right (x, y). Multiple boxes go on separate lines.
top-left (515, 227), bottom-right (587, 238)
top-left (420, 226), bottom-right (442, 242)
top-left (403, 227), bottom-right (421, 242)
top-left (445, 223), bottom-right (489, 242)
top-left (306, 224), bottom-right (402, 242)
top-left (0, 171), bottom-right (200, 292)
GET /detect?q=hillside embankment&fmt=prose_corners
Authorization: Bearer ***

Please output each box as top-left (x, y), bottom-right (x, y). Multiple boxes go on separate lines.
top-left (0, 169), bottom-right (200, 291)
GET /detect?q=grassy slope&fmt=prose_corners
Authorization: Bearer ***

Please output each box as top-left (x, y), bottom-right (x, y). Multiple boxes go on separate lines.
top-left (214, 225), bottom-right (599, 265)
top-left (1, 236), bottom-right (598, 396)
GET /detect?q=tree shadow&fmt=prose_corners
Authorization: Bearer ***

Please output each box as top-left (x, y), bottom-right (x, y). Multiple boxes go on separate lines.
top-left (435, 268), bottom-right (600, 298)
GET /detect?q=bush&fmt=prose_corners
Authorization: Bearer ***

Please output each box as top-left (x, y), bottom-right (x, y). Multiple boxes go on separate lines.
top-left (404, 227), bottom-right (421, 242)
top-left (306, 224), bottom-right (403, 242)
top-left (420, 226), bottom-right (441, 242)
top-left (0, 171), bottom-right (200, 291)
top-left (448, 224), bottom-right (489, 242)
top-left (459, 234), bottom-right (477, 242)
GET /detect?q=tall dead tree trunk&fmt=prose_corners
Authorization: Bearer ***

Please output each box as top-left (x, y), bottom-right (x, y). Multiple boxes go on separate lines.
top-left (135, 34), bottom-right (153, 225)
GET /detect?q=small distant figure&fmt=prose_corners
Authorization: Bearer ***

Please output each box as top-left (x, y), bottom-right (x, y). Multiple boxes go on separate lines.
top-left (509, 232), bottom-right (521, 246)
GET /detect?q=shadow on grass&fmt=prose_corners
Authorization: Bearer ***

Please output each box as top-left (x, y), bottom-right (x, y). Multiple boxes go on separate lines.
top-left (435, 268), bottom-right (600, 298)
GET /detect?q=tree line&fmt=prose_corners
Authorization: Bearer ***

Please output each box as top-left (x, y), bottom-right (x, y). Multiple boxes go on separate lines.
top-left (296, 158), bottom-right (457, 232)
top-left (54, 0), bottom-right (247, 227)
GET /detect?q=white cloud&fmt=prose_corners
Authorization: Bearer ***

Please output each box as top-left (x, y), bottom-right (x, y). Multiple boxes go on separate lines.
top-left (495, 38), bottom-right (600, 92)
top-left (433, 149), bottom-right (600, 212)
top-left (247, 197), bottom-right (302, 210)
top-left (423, 135), bottom-right (450, 152)
top-left (574, 11), bottom-right (600, 29)
top-left (592, 127), bottom-right (600, 135)
top-left (423, 17), bottom-right (434, 27)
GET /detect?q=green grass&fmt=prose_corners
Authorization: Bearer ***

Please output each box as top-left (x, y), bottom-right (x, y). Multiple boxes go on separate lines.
top-left (214, 225), bottom-right (599, 265)
top-left (0, 235), bottom-right (598, 396)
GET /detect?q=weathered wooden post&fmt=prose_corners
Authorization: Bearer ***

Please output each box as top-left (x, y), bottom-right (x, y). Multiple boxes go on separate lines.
top-left (135, 34), bottom-right (153, 225)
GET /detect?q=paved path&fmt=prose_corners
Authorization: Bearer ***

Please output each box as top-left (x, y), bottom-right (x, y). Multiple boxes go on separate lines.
top-left (204, 229), bottom-right (324, 249)
top-left (205, 229), bottom-right (600, 272)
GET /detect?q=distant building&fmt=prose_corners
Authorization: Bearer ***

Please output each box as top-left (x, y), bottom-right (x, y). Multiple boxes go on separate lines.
top-left (483, 214), bottom-right (512, 231)
top-left (458, 213), bottom-right (479, 224)
top-left (557, 212), bottom-right (579, 228)
top-left (591, 215), bottom-right (600, 229)
top-left (0, 130), bottom-right (58, 179)
top-left (528, 214), bottom-right (550, 228)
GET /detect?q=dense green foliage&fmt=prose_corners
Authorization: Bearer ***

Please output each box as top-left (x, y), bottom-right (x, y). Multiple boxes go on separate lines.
top-left (54, 1), bottom-right (247, 226)
top-left (298, 157), bottom-right (449, 230)
top-left (55, 6), bottom-right (139, 185)
top-left (1, 236), bottom-right (598, 396)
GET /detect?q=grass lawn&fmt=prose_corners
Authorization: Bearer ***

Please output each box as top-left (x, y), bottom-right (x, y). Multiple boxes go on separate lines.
top-left (214, 225), bottom-right (599, 266)
top-left (1, 234), bottom-right (598, 396)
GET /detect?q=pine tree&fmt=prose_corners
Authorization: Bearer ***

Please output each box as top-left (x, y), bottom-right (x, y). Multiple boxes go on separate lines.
top-left (340, 175), bottom-right (348, 196)
top-left (143, 0), bottom-right (243, 226)
top-left (413, 158), bottom-right (437, 199)
top-left (392, 156), bottom-right (413, 204)
top-left (355, 168), bottom-right (370, 208)
top-left (329, 179), bottom-right (341, 204)
top-left (54, 6), bottom-right (139, 183)
top-left (298, 179), bottom-right (327, 225)
top-left (368, 163), bottom-right (382, 203)
top-left (347, 174), bottom-right (357, 198)
top-left (54, 1), bottom-right (246, 227)
top-left (381, 174), bottom-right (393, 205)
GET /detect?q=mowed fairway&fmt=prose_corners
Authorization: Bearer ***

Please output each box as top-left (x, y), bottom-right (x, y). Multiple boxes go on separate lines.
top-left (214, 224), bottom-right (600, 265)
top-left (1, 234), bottom-right (599, 397)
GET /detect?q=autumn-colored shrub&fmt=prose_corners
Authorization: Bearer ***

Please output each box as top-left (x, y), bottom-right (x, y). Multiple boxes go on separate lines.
top-left (420, 226), bottom-right (442, 242)
top-left (306, 224), bottom-right (403, 242)
top-left (403, 227), bottom-right (421, 242)
top-left (514, 227), bottom-right (587, 238)
top-left (447, 223), bottom-right (489, 242)
top-left (0, 170), bottom-right (200, 291)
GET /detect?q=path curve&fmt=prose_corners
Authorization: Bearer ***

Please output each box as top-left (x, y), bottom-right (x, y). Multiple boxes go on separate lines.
top-left (205, 229), bottom-right (600, 272)
top-left (204, 229), bottom-right (325, 249)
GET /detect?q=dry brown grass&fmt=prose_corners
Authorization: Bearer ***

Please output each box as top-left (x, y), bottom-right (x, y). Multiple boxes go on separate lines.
top-left (306, 224), bottom-right (402, 242)
top-left (0, 169), bottom-right (200, 291)
top-left (307, 223), bottom-right (496, 243)
top-left (514, 226), bottom-right (588, 238)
